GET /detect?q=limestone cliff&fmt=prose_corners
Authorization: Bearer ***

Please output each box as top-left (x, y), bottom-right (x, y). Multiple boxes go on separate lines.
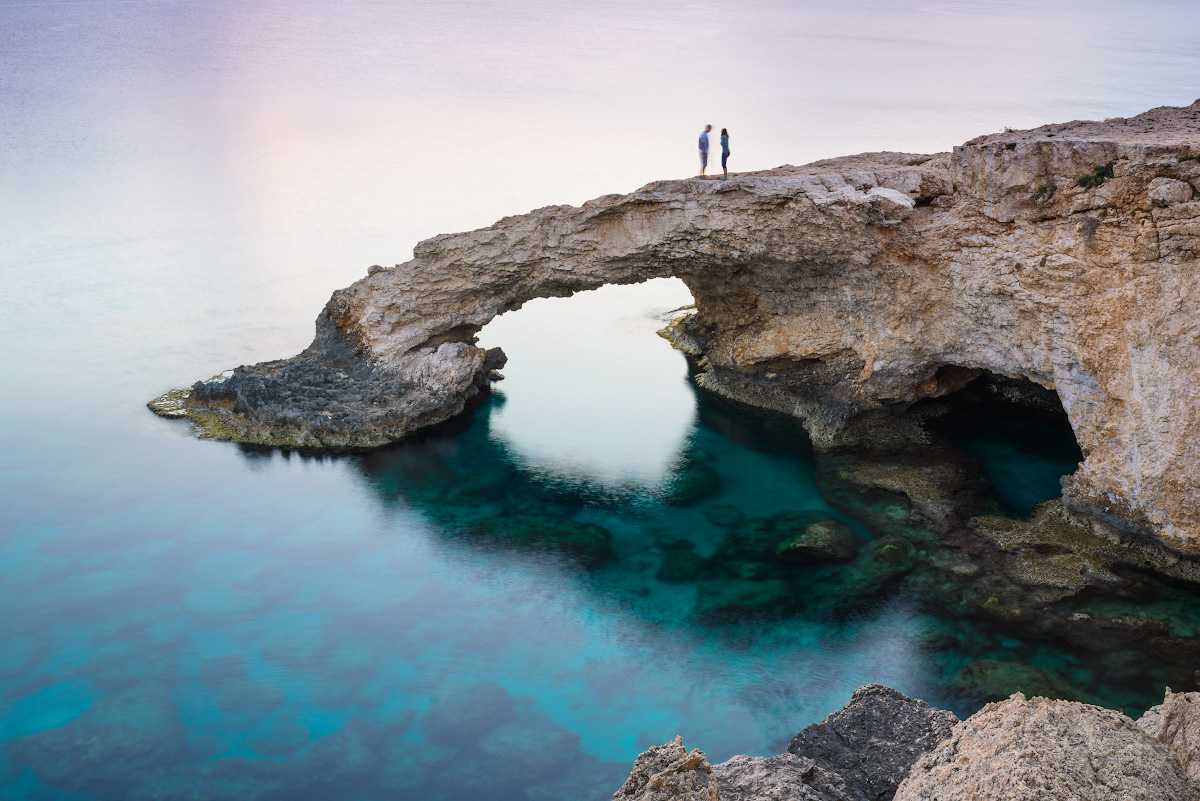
top-left (151, 101), bottom-right (1200, 554)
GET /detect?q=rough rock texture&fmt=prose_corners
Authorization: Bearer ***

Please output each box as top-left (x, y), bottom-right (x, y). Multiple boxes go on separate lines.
top-left (613, 736), bottom-right (720, 801)
top-left (894, 693), bottom-right (1196, 801)
top-left (616, 687), bottom-right (1200, 801)
top-left (155, 100), bottom-right (1200, 554)
top-left (776, 521), bottom-right (860, 562)
top-left (787, 684), bottom-right (959, 801)
top-left (1139, 689), bottom-right (1200, 785)
top-left (712, 753), bottom-right (849, 801)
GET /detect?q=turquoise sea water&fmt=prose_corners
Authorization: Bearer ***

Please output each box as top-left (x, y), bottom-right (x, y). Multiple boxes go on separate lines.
top-left (4, 1), bottom-right (1200, 799)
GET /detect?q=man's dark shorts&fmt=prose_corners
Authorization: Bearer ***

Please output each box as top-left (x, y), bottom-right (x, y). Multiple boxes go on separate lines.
top-left (700, 151), bottom-right (708, 168)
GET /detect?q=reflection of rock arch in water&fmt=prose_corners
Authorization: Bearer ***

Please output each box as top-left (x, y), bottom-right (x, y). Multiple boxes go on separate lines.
top-left (344, 376), bottom-right (1200, 711)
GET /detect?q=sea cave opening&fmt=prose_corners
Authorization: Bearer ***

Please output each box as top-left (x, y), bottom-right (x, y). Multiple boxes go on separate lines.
top-left (925, 370), bottom-right (1084, 516)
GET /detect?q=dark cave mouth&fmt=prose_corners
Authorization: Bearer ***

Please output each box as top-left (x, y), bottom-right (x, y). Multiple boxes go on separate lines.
top-left (926, 372), bottom-right (1084, 516)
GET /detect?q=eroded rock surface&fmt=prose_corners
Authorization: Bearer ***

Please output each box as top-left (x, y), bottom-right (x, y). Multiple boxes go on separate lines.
top-left (155, 100), bottom-right (1200, 554)
top-left (1139, 689), bottom-right (1200, 785)
top-left (895, 693), bottom-right (1196, 801)
top-left (787, 684), bottom-right (958, 801)
top-left (613, 736), bottom-right (719, 801)
top-left (618, 686), bottom-right (1200, 801)
top-left (712, 753), bottom-right (848, 801)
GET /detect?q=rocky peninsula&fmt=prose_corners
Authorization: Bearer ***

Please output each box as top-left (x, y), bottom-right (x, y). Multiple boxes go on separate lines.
top-left (152, 100), bottom-right (1200, 557)
top-left (616, 684), bottom-right (1200, 801)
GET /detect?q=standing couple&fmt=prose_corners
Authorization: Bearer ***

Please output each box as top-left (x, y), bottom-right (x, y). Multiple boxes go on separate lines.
top-left (697, 124), bottom-right (730, 180)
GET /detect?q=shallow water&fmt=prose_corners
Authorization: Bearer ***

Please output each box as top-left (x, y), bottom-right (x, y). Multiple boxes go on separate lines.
top-left (4, 1), bottom-right (1200, 799)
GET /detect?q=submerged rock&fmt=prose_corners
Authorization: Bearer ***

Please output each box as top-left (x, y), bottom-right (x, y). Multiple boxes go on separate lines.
top-left (463, 514), bottom-right (613, 564)
top-left (421, 680), bottom-right (516, 746)
top-left (954, 659), bottom-right (1084, 704)
top-left (894, 693), bottom-right (1195, 801)
top-left (969, 500), bottom-right (1126, 590)
top-left (787, 684), bottom-right (958, 801)
top-left (694, 578), bottom-right (794, 623)
top-left (656, 540), bottom-right (707, 583)
top-left (844, 536), bottom-right (917, 595)
top-left (11, 684), bottom-right (187, 799)
top-left (713, 511), bottom-right (828, 568)
top-left (612, 736), bottom-right (718, 801)
top-left (776, 521), bottom-right (860, 562)
top-left (663, 465), bottom-right (722, 506)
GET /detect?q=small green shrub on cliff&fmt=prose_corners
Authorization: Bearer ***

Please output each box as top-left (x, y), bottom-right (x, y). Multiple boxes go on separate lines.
top-left (1179, 152), bottom-right (1199, 163)
top-left (1033, 182), bottom-right (1057, 202)
top-left (1004, 142), bottom-right (1017, 150)
top-left (1075, 160), bottom-right (1115, 188)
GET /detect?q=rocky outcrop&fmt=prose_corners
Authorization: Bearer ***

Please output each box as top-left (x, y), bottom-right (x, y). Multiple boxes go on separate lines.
top-left (618, 686), bottom-right (1200, 801)
top-left (153, 100), bottom-right (1200, 554)
top-left (1139, 689), bottom-right (1200, 785)
top-left (786, 684), bottom-right (958, 801)
top-left (895, 694), bottom-right (1196, 801)
top-left (613, 736), bottom-right (719, 801)
top-left (616, 686), bottom-right (956, 801)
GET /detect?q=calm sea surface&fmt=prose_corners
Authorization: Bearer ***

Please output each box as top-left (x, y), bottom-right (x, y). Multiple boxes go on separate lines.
top-left (2, 1), bottom-right (1199, 798)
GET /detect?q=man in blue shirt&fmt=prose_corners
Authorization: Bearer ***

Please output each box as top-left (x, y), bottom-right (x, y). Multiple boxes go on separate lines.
top-left (698, 124), bottom-right (712, 178)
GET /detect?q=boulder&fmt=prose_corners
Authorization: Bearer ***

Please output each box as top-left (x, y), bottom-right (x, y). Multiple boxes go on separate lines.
top-left (894, 694), bottom-right (1195, 801)
top-left (712, 752), bottom-right (850, 801)
top-left (612, 736), bottom-right (719, 801)
top-left (1149, 176), bottom-right (1194, 205)
top-left (1138, 689), bottom-right (1200, 785)
top-left (787, 684), bottom-right (958, 801)
top-left (776, 521), bottom-right (860, 562)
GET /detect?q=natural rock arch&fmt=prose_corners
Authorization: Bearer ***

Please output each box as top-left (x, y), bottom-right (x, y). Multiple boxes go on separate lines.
top-left (152, 100), bottom-right (1200, 555)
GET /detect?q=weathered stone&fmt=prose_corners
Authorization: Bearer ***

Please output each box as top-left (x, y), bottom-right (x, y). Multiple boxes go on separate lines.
top-left (713, 753), bottom-right (850, 801)
top-left (1138, 688), bottom-right (1200, 785)
top-left (787, 684), bottom-right (958, 801)
top-left (895, 694), bottom-right (1195, 801)
top-left (776, 521), bottom-right (860, 562)
top-left (1149, 176), bottom-right (1195, 205)
top-left (158, 100), bottom-right (1200, 557)
top-left (612, 736), bottom-right (719, 801)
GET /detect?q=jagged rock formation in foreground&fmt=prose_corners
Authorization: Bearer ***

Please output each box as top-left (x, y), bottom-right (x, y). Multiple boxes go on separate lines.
top-left (151, 100), bottom-right (1200, 553)
top-left (616, 685), bottom-right (1200, 801)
